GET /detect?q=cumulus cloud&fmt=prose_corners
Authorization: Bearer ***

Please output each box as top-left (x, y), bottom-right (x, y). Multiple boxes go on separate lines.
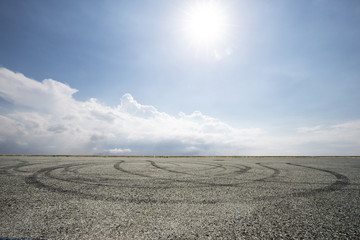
top-left (108, 148), bottom-right (132, 154)
top-left (0, 67), bottom-right (359, 155)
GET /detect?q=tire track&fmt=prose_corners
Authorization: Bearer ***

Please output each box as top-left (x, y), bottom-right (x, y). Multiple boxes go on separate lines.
top-left (148, 160), bottom-right (252, 178)
top-left (255, 163), bottom-right (351, 201)
top-left (43, 162), bottom-right (160, 189)
top-left (147, 160), bottom-right (234, 177)
top-left (148, 160), bottom-right (189, 175)
top-left (113, 161), bottom-right (248, 187)
top-left (214, 164), bottom-right (251, 177)
top-left (9, 158), bottom-right (355, 204)
top-left (25, 163), bottom-right (218, 204)
top-left (25, 163), bottom-right (149, 202)
top-left (26, 164), bottom-right (88, 194)
top-left (113, 160), bottom-right (150, 178)
top-left (43, 163), bottom-right (106, 185)
top-left (33, 162), bottom-right (165, 190)
top-left (286, 163), bottom-right (350, 197)
top-left (255, 163), bottom-right (280, 181)
top-left (0, 160), bottom-right (29, 174)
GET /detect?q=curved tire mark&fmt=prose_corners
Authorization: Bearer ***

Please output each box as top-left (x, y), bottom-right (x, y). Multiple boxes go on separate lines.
top-left (148, 160), bottom-right (234, 177)
top-left (0, 160), bottom-right (29, 174)
top-left (25, 162), bottom-right (218, 204)
top-left (148, 160), bottom-right (189, 175)
top-left (286, 163), bottom-right (350, 197)
top-left (255, 163), bottom-right (280, 181)
top-left (114, 161), bottom-right (245, 187)
top-left (113, 160), bottom-right (151, 178)
top-left (218, 164), bottom-right (251, 177)
top-left (255, 163), bottom-right (351, 201)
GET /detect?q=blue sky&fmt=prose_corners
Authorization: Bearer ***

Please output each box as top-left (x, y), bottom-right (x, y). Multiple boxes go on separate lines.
top-left (0, 0), bottom-right (360, 155)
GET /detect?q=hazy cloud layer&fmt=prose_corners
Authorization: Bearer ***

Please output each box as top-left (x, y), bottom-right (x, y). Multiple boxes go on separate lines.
top-left (1, 67), bottom-right (359, 155)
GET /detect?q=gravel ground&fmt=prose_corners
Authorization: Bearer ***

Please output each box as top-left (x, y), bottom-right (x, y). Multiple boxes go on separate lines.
top-left (1, 156), bottom-right (359, 239)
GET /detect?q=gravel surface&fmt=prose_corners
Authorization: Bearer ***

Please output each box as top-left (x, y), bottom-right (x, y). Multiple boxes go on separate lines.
top-left (1, 156), bottom-right (359, 239)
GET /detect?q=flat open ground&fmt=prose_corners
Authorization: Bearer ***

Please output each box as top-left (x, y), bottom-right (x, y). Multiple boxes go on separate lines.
top-left (1, 156), bottom-right (359, 239)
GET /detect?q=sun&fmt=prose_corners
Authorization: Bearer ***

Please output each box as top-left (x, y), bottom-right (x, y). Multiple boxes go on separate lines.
top-left (181, 1), bottom-right (230, 50)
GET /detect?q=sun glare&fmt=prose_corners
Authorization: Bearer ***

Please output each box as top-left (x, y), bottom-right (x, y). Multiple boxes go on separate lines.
top-left (182, 1), bottom-right (229, 49)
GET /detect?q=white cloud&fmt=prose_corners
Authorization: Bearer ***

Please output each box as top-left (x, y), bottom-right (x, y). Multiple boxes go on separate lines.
top-left (0, 67), bottom-right (360, 155)
top-left (108, 148), bottom-right (132, 154)
top-left (0, 68), bottom-right (77, 113)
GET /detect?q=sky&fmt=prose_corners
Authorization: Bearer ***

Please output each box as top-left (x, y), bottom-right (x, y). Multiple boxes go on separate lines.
top-left (0, 0), bottom-right (360, 155)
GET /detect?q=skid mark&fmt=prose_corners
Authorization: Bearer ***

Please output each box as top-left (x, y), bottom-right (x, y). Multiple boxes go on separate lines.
top-left (17, 158), bottom-right (353, 204)
top-left (255, 163), bottom-right (280, 181)
top-left (147, 160), bottom-right (237, 177)
top-left (44, 163), bottom-right (107, 185)
top-left (113, 161), bottom-right (152, 178)
top-left (0, 160), bottom-right (46, 174)
top-left (286, 163), bottom-right (350, 197)
top-left (25, 163), bottom-right (154, 203)
top-left (148, 160), bottom-right (189, 175)
top-left (114, 161), bottom-right (245, 187)
top-left (63, 164), bottom-right (88, 174)
top-left (24, 162), bottom-right (218, 204)
top-left (26, 164), bottom-right (88, 194)
top-left (35, 162), bottom-right (162, 190)
top-left (0, 160), bottom-right (29, 174)
top-left (255, 163), bottom-right (351, 201)
top-left (147, 160), bottom-right (227, 175)
top-left (216, 164), bottom-right (251, 177)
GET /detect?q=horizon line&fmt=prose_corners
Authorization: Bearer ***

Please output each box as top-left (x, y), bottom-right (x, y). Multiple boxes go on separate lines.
top-left (0, 155), bottom-right (359, 158)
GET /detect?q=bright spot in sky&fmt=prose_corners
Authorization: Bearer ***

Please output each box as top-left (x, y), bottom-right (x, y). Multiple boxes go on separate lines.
top-left (181, 1), bottom-right (230, 50)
